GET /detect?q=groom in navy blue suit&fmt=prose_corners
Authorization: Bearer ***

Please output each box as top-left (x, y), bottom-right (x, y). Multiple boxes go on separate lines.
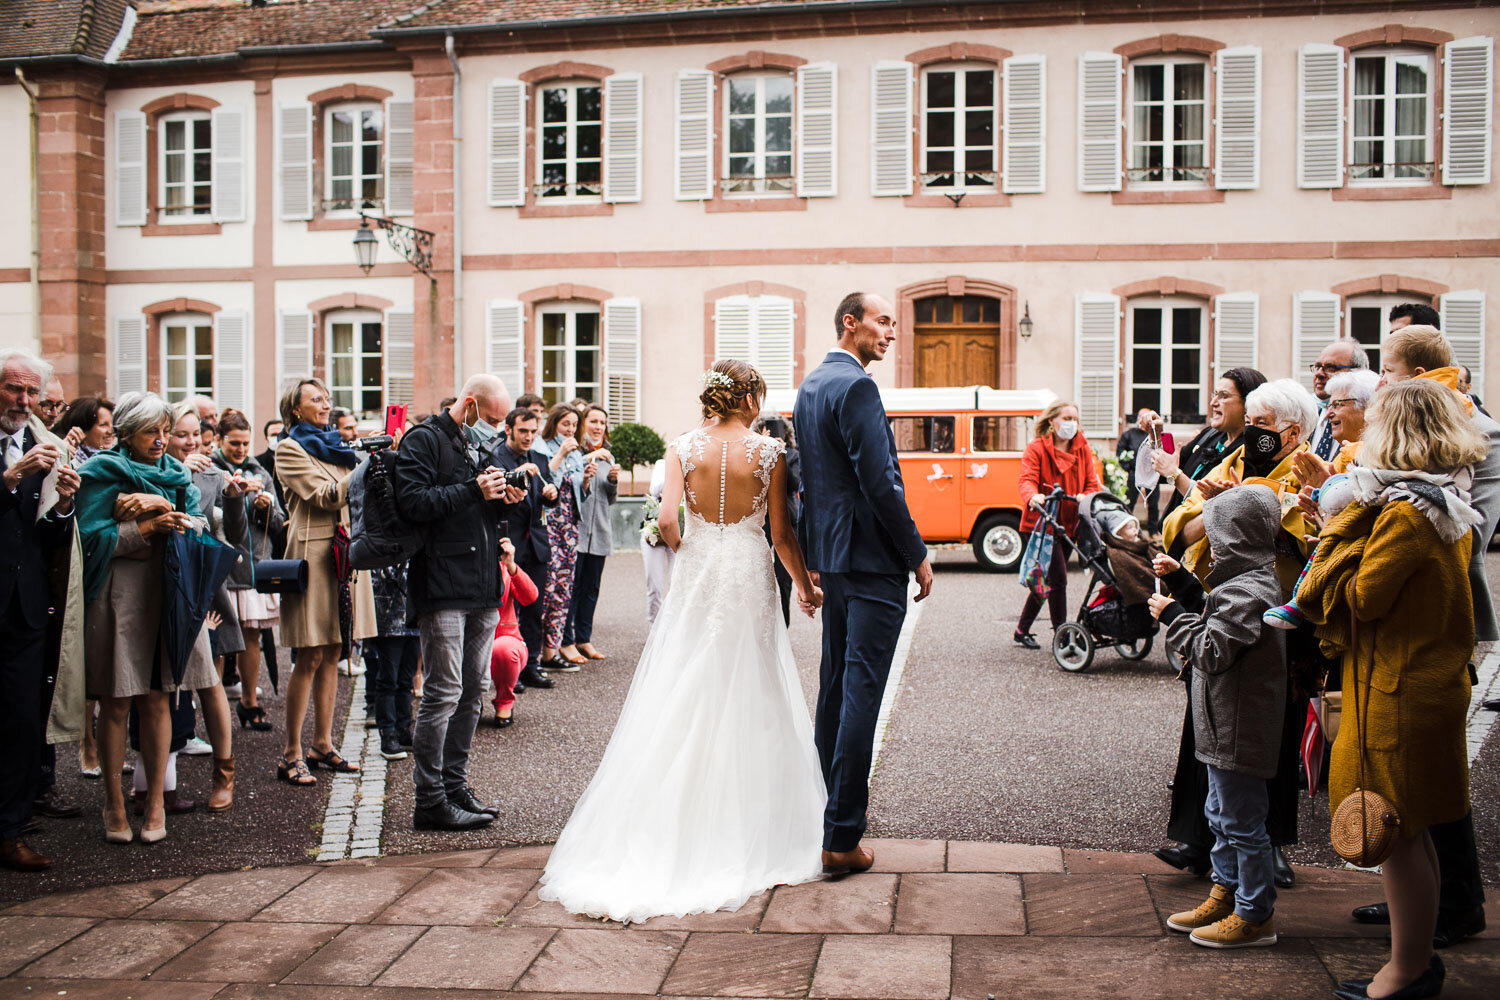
top-left (794, 292), bottom-right (932, 875)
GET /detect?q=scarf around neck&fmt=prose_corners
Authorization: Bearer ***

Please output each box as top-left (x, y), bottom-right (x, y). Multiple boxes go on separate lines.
top-left (76, 445), bottom-right (202, 605)
top-left (289, 420), bottom-right (357, 468)
top-left (1344, 466), bottom-right (1482, 543)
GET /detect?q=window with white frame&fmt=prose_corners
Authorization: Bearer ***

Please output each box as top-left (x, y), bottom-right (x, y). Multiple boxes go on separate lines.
top-left (326, 310), bottom-right (384, 418)
top-left (920, 65), bottom-right (997, 192)
top-left (538, 81), bottom-right (603, 199)
top-left (1347, 294), bottom-right (1421, 370)
top-left (1128, 298), bottom-right (1205, 424)
top-left (713, 294), bottom-right (795, 390)
top-left (539, 304), bottom-right (601, 407)
top-left (725, 74), bottom-right (794, 195)
top-left (325, 103), bottom-right (383, 212)
top-left (162, 314), bottom-right (213, 401)
top-left (1350, 49), bottom-right (1433, 183)
top-left (1127, 58), bottom-right (1208, 184)
top-left (159, 113), bottom-right (213, 219)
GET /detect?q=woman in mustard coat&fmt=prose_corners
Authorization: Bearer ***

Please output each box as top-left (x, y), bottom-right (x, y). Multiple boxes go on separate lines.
top-left (1298, 380), bottom-right (1486, 1000)
top-left (274, 378), bottom-right (376, 786)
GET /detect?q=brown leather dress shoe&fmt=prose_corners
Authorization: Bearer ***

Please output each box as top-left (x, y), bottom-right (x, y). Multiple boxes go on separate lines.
top-left (821, 845), bottom-right (875, 877)
top-left (0, 839), bottom-right (53, 872)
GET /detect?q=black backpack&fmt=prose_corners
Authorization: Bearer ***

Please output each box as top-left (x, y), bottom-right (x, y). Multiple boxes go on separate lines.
top-left (348, 447), bottom-right (425, 570)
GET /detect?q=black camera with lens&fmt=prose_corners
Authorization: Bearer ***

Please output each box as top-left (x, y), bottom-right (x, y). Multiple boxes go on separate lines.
top-left (503, 468), bottom-right (530, 490)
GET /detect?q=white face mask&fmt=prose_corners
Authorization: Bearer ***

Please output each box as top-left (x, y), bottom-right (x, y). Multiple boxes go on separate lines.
top-left (1055, 419), bottom-right (1079, 441)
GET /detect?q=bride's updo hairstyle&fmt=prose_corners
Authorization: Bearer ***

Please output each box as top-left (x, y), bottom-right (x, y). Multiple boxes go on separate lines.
top-left (700, 359), bottom-right (767, 420)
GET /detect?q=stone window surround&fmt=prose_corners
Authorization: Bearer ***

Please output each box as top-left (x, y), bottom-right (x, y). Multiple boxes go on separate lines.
top-left (141, 296), bottom-right (222, 395)
top-left (1330, 25), bottom-right (1456, 202)
top-left (306, 291), bottom-right (396, 375)
top-left (518, 283), bottom-right (614, 393)
top-left (700, 280), bottom-right (808, 380)
top-left (1111, 35), bottom-right (1227, 205)
top-left (516, 62), bottom-right (617, 219)
top-left (704, 51), bottom-right (810, 214)
top-left (894, 276), bottom-right (1018, 388)
top-left (303, 83), bottom-right (396, 232)
top-left (1114, 276), bottom-right (1224, 421)
top-left (139, 93), bottom-right (222, 237)
top-left (1329, 273), bottom-right (1447, 314)
top-left (905, 43), bottom-right (1013, 208)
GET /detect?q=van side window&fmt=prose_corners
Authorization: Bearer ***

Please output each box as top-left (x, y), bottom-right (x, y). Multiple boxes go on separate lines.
top-left (890, 416), bottom-right (955, 453)
top-left (971, 416), bottom-right (1028, 453)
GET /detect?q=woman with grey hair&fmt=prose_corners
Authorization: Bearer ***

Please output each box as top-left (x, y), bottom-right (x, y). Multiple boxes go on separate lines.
top-left (75, 392), bottom-right (218, 843)
top-left (1293, 369), bottom-right (1382, 489)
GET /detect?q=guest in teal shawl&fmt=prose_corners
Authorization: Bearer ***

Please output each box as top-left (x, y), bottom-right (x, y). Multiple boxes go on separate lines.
top-left (77, 392), bottom-right (217, 846)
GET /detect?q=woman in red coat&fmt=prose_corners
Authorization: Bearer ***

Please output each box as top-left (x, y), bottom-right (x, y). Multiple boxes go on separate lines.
top-left (1013, 400), bottom-right (1102, 648)
top-left (490, 537), bottom-right (539, 728)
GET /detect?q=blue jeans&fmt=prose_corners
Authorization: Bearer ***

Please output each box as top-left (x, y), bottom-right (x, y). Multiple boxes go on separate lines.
top-left (1205, 764), bottom-right (1276, 922)
top-left (366, 635), bottom-right (419, 739)
top-left (413, 608), bottom-right (499, 809)
top-left (564, 552), bottom-right (606, 646)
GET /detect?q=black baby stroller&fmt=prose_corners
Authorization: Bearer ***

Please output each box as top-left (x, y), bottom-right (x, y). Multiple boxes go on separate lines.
top-left (1029, 487), bottom-right (1181, 673)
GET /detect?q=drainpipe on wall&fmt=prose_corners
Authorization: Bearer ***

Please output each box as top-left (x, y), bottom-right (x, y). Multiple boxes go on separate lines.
top-left (446, 33), bottom-right (464, 395)
top-left (14, 68), bottom-right (41, 347)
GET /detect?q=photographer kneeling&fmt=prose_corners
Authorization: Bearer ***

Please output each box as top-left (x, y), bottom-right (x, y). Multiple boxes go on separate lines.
top-left (395, 376), bottom-right (524, 831)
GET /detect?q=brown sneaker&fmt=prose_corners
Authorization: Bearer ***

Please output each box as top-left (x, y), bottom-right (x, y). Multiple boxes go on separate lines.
top-left (1190, 912), bottom-right (1277, 948)
top-left (1167, 882), bottom-right (1234, 932)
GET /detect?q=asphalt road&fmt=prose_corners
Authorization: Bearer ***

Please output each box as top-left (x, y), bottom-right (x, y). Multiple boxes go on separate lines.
top-left (5, 546), bottom-right (1497, 903)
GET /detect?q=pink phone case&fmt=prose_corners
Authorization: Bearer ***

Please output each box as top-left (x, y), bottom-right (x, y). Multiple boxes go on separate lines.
top-left (1161, 432), bottom-right (1176, 454)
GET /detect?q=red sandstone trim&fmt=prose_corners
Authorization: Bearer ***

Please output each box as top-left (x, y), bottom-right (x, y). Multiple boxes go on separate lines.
top-left (519, 284), bottom-right (612, 304)
top-left (707, 51), bottom-right (807, 74)
top-left (0, 268), bottom-right (29, 283)
top-left (305, 216), bottom-right (366, 231)
top-left (1334, 25), bottom-right (1455, 50)
top-left (518, 61), bottom-right (614, 84)
top-left (705, 197), bottom-right (807, 213)
top-left (905, 42), bottom-right (1012, 67)
top-left (141, 222), bottom-right (222, 237)
top-left (894, 276), bottom-right (1018, 389)
top-left (1112, 189), bottom-right (1225, 205)
top-left (1114, 34), bottom-right (1225, 58)
top-left (306, 292), bottom-right (396, 314)
top-left (703, 280), bottom-right (806, 302)
top-left (143, 297), bottom-right (222, 317)
top-left (904, 193), bottom-right (1011, 208)
top-left (1331, 185), bottom-right (1452, 202)
top-left (1111, 276), bottom-right (1224, 299)
top-left (140, 93), bottom-right (220, 115)
top-left (306, 83), bottom-right (394, 105)
top-left (1329, 274), bottom-right (1450, 298)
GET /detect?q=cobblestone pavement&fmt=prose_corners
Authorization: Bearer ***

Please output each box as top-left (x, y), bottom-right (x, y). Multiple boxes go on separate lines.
top-left (0, 842), bottom-right (1496, 999)
top-left (4, 548), bottom-right (1498, 904)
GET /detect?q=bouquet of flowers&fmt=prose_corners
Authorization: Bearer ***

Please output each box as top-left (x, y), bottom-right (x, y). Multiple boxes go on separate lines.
top-left (1101, 455), bottom-right (1129, 501)
top-left (641, 494), bottom-right (664, 546)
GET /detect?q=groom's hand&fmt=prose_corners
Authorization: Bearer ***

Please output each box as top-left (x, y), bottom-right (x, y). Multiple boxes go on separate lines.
top-left (913, 557), bottom-right (933, 602)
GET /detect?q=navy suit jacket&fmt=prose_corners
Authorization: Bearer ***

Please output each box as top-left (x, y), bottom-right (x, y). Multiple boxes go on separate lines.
top-left (489, 439), bottom-right (558, 568)
top-left (794, 352), bottom-right (926, 576)
top-left (0, 427), bottom-right (75, 630)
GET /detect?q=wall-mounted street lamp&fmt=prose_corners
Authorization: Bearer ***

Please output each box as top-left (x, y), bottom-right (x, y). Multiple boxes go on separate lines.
top-left (353, 213), bottom-right (436, 277)
top-left (1018, 301), bottom-right (1034, 340)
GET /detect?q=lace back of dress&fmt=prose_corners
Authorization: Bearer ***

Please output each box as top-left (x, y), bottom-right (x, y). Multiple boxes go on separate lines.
top-left (677, 429), bottom-right (782, 527)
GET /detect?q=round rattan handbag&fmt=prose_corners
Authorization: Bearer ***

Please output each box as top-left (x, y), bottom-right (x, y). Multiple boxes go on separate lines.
top-left (1329, 577), bottom-right (1401, 867)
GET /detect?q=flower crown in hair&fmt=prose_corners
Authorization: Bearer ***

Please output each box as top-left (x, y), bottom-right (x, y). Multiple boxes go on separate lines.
top-left (702, 370), bottom-right (736, 390)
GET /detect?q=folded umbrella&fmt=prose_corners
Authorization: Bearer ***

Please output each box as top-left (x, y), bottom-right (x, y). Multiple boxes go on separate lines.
top-left (1300, 700), bottom-right (1324, 798)
top-left (159, 527), bottom-right (241, 694)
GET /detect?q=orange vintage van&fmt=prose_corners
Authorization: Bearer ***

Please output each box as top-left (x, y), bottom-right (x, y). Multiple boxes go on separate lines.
top-left (765, 386), bottom-right (1056, 571)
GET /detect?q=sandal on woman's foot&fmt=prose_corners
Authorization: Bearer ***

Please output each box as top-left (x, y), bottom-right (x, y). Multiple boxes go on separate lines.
top-left (277, 757), bottom-right (317, 786)
top-left (578, 644), bottom-right (606, 660)
top-left (306, 747), bottom-right (360, 774)
top-left (1013, 631), bottom-right (1041, 650)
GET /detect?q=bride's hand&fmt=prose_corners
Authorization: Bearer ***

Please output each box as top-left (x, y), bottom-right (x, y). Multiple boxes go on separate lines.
top-left (797, 585), bottom-right (823, 618)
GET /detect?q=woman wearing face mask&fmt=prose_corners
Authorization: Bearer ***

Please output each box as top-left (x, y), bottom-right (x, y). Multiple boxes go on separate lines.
top-left (1012, 401), bottom-right (1102, 649)
top-left (565, 404), bottom-right (619, 662)
top-left (536, 404), bottom-right (587, 669)
top-left (274, 378), bottom-right (377, 788)
top-left (1148, 368), bottom-right (1268, 523)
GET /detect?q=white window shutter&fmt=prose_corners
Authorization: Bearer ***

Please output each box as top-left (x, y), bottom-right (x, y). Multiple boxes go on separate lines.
top-left (485, 299), bottom-right (525, 398)
top-left (487, 80), bottom-right (526, 207)
top-left (870, 60), bottom-right (913, 196)
top-left (1215, 46), bottom-right (1261, 190)
top-left (755, 296), bottom-right (796, 391)
top-left (1213, 292), bottom-right (1259, 373)
top-left (1297, 44), bottom-right (1344, 189)
top-left (675, 69), bottom-right (715, 200)
top-left (113, 314), bottom-right (147, 396)
top-left (1002, 55), bottom-right (1046, 194)
top-left (277, 102), bottom-right (313, 220)
top-left (384, 309), bottom-right (415, 405)
top-left (1440, 291), bottom-right (1486, 399)
top-left (385, 99), bottom-right (415, 215)
top-left (210, 106), bottom-right (246, 223)
top-left (1443, 37), bottom-right (1493, 186)
top-left (714, 295), bottom-right (755, 365)
top-left (1077, 53), bottom-right (1122, 192)
top-left (214, 310), bottom-right (250, 415)
top-left (1292, 291), bottom-right (1341, 393)
top-left (1074, 293), bottom-right (1121, 440)
top-left (114, 110), bottom-right (147, 227)
top-left (277, 310), bottom-right (315, 389)
top-left (797, 62), bottom-right (838, 197)
top-left (603, 72), bottom-right (644, 203)
top-left (603, 297), bottom-right (642, 424)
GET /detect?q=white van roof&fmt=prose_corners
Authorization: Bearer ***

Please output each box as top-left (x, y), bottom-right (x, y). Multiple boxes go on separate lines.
top-left (762, 385), bottom-right (1056, 414)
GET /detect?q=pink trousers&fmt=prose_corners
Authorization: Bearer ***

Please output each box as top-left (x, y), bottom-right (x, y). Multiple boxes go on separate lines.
top-left (490, 635), bottom-right (527, 713)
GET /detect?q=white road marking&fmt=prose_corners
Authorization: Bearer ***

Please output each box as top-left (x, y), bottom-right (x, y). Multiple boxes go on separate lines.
top-left (1466, 645), bottom-right (1500, 766)
top-left (869, 583), bottom-right (925, 781)
top-left (315, 673), bottom-right (387, 861)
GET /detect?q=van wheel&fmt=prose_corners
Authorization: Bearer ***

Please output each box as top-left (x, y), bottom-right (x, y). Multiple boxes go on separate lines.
top-left (973, 513), bottom-right (1023, 572)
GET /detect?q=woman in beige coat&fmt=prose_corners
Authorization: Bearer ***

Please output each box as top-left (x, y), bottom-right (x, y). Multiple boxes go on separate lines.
top-left (274, 378), bottom-right (376, 786)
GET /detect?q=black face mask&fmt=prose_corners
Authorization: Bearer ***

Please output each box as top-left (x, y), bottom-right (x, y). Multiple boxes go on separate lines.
top-left (1241, 424), bottom-right (1287, 477)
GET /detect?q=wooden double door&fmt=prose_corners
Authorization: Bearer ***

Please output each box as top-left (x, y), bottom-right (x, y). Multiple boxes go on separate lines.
top-left (913, 294), bottom-right (1011, 388)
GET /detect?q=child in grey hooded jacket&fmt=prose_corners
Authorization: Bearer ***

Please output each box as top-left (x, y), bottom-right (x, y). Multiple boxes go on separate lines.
top-left (1150, 484), bottom-right (1287, 949)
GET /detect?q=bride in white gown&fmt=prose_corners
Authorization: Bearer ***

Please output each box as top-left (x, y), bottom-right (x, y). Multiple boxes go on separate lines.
top-left (538, 359), bottom-right (828, 923)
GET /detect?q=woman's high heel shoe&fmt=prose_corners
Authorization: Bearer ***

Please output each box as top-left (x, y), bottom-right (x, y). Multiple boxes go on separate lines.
top-left (1334, 955), bottom-right (1445, 1000)
top-left (102, 808), bottom-right (133, 844)
top-left (139, 816), bottom-right (167, 844)
top-left (236, 702), bottom-right (273, 731)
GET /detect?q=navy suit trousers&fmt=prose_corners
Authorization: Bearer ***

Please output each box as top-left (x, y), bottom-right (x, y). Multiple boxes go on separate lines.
top-left (815, 570), bottom-right (908, 852)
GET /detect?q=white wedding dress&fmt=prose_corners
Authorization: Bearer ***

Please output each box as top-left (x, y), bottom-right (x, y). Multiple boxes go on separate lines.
top-left (537, 428), bottom-right (826, 923)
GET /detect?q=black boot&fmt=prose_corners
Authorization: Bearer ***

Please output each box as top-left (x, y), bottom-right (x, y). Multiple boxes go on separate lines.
top-left (1154, 842), bottom-right (1211, 876)
top-left (519, 664), bottom-right (554, 689)
top-left (1273, 846), bottom-right (1295, 888)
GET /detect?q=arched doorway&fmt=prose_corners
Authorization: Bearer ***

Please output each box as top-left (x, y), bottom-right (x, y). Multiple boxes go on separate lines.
top-left (896, 278), bottom-right (1016, 389)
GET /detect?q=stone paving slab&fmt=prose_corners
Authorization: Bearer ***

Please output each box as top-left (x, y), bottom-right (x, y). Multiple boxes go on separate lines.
top-left (1, 841), bottom-right (1497, 999)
